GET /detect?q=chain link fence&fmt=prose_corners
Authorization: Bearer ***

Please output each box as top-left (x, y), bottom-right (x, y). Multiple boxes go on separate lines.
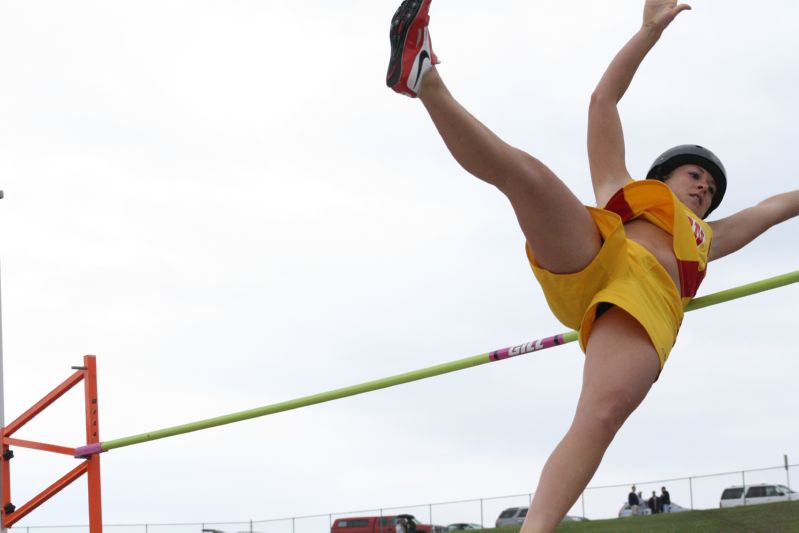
top-left (10, 462), bottom-right (797, 532)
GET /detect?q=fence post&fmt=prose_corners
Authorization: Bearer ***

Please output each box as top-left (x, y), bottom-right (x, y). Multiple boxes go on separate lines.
top-left (429, 503), bottom-right (433, 526)
top-left (785, 455), bottom-right (791, 490)
top-left (581, 492), bottom-right (585, 518)
top-left (479, 499), bottom-right (484, 528)
top-left (689, 477), bottom-right (694, 510)
top-left (294, 516), bottom-right (297, 533)
top-left (742, 471), bottom-right (747, 506)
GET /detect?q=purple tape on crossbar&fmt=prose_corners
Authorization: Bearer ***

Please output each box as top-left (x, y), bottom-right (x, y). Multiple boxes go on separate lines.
top-left (488, 334), bottom-right (566, 362)
top-left (74, 443), bottom-right (103, 458)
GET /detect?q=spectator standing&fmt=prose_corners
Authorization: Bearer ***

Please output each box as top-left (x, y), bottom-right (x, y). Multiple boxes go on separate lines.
top-left (660, 486), bottom-right (672, 513)
top-left (628, 485), bottom-right (640, 516)
top-left (648, 491), bottom-right (659, 514)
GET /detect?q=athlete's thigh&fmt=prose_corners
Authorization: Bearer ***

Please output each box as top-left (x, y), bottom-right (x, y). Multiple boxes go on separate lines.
top-left (577, 306), bottom-right (660, 419)
top-left (503, 163), bottom-right (602, 275)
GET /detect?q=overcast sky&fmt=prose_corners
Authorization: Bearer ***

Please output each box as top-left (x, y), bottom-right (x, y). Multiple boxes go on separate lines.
top-left (1, 0), bottom-right (797, 530)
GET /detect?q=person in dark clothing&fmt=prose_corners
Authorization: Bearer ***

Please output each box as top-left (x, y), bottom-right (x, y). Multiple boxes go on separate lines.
top-left (628, 486), bottom-right (640, 515)
top-left (660, 486), bottom-right (672, 513)
top-left (648, 491), bottom-right (659, 514)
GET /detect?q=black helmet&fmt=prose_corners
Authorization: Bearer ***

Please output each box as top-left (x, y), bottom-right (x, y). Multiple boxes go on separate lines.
top-left (646, 144), bottom-right (727, 218)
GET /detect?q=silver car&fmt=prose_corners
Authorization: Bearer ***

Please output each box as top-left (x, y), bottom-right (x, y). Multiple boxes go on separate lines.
top-left (495, 507), bottom-right (526, 528)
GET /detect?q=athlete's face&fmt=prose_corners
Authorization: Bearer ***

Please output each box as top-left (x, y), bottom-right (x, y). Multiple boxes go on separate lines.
top-left (664, 164), bottom-right (717, 218)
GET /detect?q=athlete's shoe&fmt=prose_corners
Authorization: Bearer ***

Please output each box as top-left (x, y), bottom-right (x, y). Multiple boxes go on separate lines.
top-left (386, 0), bottom-right (439, 98)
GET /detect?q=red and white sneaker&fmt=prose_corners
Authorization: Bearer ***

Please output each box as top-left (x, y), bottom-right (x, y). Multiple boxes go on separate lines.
top-left (386, 0), bottom-right (439, 98)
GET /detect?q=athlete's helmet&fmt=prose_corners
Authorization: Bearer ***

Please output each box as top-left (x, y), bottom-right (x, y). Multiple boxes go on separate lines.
top-left (646, 144), bottom-right (727, 218)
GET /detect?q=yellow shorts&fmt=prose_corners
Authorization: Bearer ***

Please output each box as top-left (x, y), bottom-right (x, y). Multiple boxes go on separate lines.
top-left (526, 207), bottom-right (683, 368)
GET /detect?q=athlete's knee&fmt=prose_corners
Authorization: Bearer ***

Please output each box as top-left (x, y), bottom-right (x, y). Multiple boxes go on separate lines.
top-left (580, 395), bottom-right (638, 442)
top-left (497, 150), bottom-right (558, 196)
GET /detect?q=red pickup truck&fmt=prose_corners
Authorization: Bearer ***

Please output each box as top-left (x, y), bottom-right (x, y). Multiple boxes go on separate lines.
top-left (331, 514), bottom-right (435, 533)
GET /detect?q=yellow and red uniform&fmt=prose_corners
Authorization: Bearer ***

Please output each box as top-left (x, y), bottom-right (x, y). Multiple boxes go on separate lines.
top-left (526, 179), bottom-right (713, 367)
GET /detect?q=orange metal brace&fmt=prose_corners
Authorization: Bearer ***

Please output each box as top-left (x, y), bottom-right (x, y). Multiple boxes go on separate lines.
top-left (1, 355), bottom-right (102, 531)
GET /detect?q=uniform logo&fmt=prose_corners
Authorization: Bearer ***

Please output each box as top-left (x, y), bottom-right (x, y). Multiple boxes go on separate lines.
top-left (687, 215), bottom-right (705, 247)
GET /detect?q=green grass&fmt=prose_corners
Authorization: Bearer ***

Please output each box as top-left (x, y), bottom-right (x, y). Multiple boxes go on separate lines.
top-left (488, 500), bottom-right (799, 532)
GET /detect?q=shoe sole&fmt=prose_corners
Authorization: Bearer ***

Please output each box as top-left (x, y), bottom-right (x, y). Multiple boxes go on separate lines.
top-left (386, 0), bottom-right (430, 89)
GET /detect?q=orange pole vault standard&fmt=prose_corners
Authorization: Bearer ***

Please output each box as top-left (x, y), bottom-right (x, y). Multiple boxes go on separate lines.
top-left (0, 355), bottom-right (102, 532)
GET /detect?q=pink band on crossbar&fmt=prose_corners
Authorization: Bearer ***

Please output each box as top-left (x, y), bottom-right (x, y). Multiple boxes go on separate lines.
top-left (489, 334), bottom-right (566, 362)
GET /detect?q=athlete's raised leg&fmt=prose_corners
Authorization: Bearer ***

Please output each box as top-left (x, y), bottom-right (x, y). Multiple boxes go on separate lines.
top-left (521, 307), bottom-right (660, 532)
top-left (418, 69), bottom-right (601, 274)
top-left (387, 0), bottom-right (602, 274)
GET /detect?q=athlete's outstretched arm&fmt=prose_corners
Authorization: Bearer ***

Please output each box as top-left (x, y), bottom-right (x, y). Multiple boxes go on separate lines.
top-left (708, 190), bottom-right (799, 261)
top-left (588, 0), bottom-right (691, 207)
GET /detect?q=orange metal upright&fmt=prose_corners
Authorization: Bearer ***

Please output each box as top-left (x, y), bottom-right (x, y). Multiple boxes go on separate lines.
top-left (1, 355), bottom-right (103, 532)
top-left (83, 355), bottom-right (102, 532)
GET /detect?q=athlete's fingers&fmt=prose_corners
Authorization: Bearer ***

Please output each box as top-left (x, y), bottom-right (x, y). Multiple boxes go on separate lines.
top-left (673, 4), bottom-right (692, 16)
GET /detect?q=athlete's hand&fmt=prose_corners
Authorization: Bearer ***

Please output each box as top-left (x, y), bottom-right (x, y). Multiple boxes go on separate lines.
top-left (643, 0), bottom-right (691, 32)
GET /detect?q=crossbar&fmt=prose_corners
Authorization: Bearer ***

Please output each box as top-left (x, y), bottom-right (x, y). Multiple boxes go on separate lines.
top-left (75, 269), bottom-right (798, 457)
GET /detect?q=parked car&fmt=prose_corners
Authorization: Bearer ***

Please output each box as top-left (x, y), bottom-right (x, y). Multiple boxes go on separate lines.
top-left (495, 507), bottom-right (527, 528)
top-left (445, 524), bottom-right (481, 531)
top-left (666, 502), bottom-right (689, 513)
top-left (618, 501), bottom-right (689, 517)
top-left (719, 484), bottom-right (798, 508)
top-left (618, 502), bottom-right (651, 518)
top-left (496, 507), bottom-right (587, 526)
top-left (332, 515), bottom-right (435, 533)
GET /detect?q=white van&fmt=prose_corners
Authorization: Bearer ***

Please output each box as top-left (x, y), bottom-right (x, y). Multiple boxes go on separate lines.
top-left (719, 484), bottom-right (798, 508)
